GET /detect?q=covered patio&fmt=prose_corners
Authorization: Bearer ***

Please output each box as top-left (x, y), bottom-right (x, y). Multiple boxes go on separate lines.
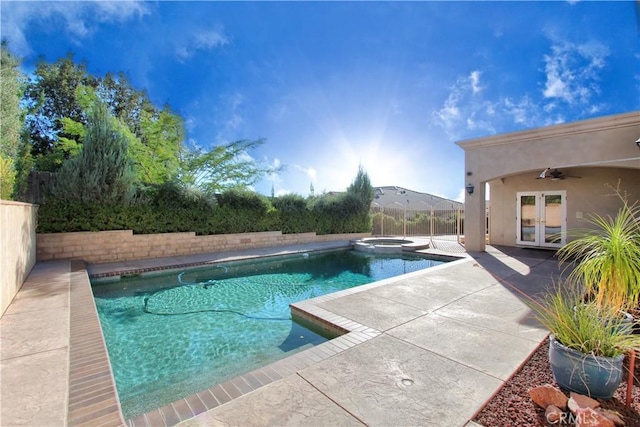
top-left (457, 111), bottom-right (640, 252)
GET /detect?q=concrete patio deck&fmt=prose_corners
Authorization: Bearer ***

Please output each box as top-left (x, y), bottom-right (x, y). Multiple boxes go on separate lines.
top-left (1, 240), bottom-right (561, 427)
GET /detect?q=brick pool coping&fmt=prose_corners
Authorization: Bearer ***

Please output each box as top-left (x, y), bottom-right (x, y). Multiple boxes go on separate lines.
top-left (80, 246), bottom-right (392, 426)
top-left (68, 261), bottom-right (125, 426)
top-left (73, 246), bottom-right (466, 426)
top-left (62, 246), bottom-right (367, 426)
top-left (3, 244), bottom-right (560, 426)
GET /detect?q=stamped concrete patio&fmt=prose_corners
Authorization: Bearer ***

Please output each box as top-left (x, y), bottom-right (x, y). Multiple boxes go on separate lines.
top-left (1, 240), bottom-right (561, 427)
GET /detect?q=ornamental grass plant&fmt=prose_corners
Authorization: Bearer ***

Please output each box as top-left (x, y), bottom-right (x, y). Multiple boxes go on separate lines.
top-left (531, 284), bottom-right (640, 358)
top-left (557, 190), bottom-right (640, 312)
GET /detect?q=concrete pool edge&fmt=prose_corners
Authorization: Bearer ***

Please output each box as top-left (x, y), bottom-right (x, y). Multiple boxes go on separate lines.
top-left (2, 242), bottom-right (558, 427)
top-left (78, 242), bottom-right (469, 426)
top-left (124, 255), bottom-right (469, 426)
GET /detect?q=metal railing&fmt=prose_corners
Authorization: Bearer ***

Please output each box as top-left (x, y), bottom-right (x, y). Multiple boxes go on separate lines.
top-left (370, 201), bottom-right (464, 242)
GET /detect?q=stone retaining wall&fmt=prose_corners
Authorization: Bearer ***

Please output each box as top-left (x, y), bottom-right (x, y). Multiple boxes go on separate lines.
top-left (36, 230), bottom-right (370, 264)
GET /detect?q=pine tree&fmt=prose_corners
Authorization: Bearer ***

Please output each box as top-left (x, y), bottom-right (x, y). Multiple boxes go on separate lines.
top-left (347, 165), bottom-right (375, 214)
top-left (50, 101), bottom-right (137, 204)
top-left (0, 42), bottom-right (25, 200)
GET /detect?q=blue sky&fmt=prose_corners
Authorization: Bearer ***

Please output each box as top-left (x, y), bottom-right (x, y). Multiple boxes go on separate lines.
top-left (2, 1), bottom-right (639, 201)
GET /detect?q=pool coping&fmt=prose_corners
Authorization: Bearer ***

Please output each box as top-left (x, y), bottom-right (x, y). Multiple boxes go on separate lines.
top-left (3, 241), bottom-right (560, 427)
top-left (80, 244), bottom-right (465, 426)
top-left (68, 260), bottom-right (126, 426)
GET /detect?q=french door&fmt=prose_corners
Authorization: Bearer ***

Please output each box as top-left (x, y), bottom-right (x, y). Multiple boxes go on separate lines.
top-left (516, 191), bottom-right (566, 248)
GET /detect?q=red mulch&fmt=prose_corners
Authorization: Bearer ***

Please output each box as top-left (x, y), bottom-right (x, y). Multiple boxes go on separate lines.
top-left (474, 337), bottom-right (640, 426)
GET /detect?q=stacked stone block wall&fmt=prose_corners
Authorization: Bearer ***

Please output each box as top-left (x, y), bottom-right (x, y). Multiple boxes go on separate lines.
top-left (36, 230), bottom-right (370, 264)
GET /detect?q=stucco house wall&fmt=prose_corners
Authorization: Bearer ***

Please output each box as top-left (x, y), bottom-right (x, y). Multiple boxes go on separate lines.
top-left (488, 167), bottom-right (640, 247)
top-left (456, 111), bottom-right (640, 252)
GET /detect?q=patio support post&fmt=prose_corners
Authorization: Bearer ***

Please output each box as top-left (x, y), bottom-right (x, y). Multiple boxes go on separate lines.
top-left (464, 182), bottom-right (486, 252)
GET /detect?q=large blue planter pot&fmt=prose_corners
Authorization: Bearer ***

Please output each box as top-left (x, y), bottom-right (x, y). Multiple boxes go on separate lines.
top-left (548, 335), bottom-right (624, 399)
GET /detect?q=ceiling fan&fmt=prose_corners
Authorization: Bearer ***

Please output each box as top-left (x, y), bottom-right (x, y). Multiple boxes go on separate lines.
top-left (536, 168), bottom-right (581, 181)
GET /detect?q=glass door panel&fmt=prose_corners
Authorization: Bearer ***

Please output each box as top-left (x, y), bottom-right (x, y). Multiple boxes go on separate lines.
top-left (516, 191), bottom-right (566, 248)
top-left (543, 194), bottom-right (562, 244)
top-left (519, 195), bottom-right (537, 243)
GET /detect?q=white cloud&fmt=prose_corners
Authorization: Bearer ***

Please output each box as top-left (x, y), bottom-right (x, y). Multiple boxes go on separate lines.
top-left (470, 70), bottom-right (483, 94)
top-left (503, 96), bottom-right (536, 126)
top-left (433, 70), bottom-right (487, 136)
top-left (1, 1), bottom-right (150, 55)
top-left (175, 28), bottom-right (228, 61)
top-left (294, 165), bottom-right (317, 183)
top-left (433, 39), bottom-right (610, 141)
top-left (542, 40), bottom-right (608, 106)
top-left (215, 92), bottom-right (244, 143)
top-left (266, 157), bottom-right (284, 186)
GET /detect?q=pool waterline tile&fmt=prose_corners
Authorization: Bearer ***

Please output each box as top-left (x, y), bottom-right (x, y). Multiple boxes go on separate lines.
top-left (240, 372), bottom-right (263, 389)
top-left (171, 399), bottom-right (195, 422)
top-left (209, 384), bottom-right (232, 405)
top-left (158, 405), bottom-right (180, 426)
top-left (230, 376), bottom-right (253, 394)
top-left (183, 394), bottom-right (207, 416)
top-left (195, 389), bottom-right (219, 410)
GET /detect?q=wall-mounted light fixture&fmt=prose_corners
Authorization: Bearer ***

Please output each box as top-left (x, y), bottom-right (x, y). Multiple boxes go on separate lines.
top-left (636, 137), bottom-right (640, 148)
top-left (466, 183), bottom-right (474, 195)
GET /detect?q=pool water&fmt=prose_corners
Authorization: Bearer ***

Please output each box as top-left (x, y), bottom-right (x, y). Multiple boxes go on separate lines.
top-left (92, 250), bottom-right (445, 418)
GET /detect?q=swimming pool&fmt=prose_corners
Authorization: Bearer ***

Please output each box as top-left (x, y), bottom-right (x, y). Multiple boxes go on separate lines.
top-left (92, 249), bottom-right (446, 418)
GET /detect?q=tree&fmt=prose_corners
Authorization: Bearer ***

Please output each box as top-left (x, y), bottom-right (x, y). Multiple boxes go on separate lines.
top-left (97, 71), bottom-right (150, 134)
top-left (23, 55), bottom-right (185, 182)
top-left (19, 53), bottom-right (279, 199)
top-left (135, 105), bottom-right (183, 184)
top-left (181, 138), bottom-right (282, 195)
top-left (23, 54), bottom-right (98, 168)
top-left (0, 42), bottom-right (26, 200)
top-left (346, 165), bottom-right (375, 214)
top-left (50, 101), bottom-right (137, 204)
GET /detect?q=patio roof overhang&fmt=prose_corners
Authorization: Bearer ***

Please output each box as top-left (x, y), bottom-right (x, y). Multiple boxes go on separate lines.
top-left (455, 111), bottom-right (640, 252)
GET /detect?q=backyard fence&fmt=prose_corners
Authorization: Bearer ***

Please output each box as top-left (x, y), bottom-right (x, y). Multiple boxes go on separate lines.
top-left (24, 171), bottom-right (54, 204)
top-left (370, 201), bottom-right (464, 242)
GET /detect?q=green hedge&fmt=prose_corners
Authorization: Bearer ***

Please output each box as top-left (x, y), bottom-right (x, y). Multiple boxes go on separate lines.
top-left (37, 187), bottom-right (371, 235)
top-left (272, 194), bottom-right (314, 234)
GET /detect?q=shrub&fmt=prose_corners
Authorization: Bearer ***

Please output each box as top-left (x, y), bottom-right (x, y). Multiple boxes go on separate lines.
top-left (49, 102), bottom-right (138, 204)
top-left (273, 194), bottom-right (313, 234)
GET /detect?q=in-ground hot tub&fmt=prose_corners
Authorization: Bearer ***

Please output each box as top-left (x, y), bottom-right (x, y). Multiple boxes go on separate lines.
top-left (353, 237), bottom-right (430, 254)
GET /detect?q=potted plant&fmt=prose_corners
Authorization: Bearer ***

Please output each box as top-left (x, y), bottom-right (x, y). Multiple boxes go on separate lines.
top-left (531, 285), bottom-right (640, 398)
top-left (517, 187), bottom-right (640, 398)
